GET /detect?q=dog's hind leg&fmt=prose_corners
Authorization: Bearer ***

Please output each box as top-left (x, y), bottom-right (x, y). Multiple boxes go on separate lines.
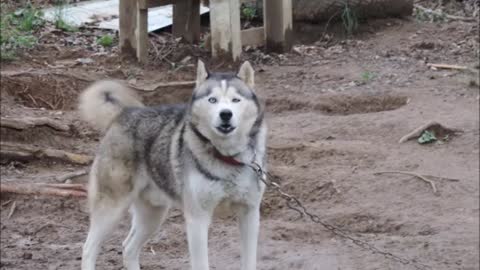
top-left (82, 157), bottom-right (137, 270)
top-left (81, 200), bottom-right (131, 270)
top-left (123, 198), bottom-right (170, 270)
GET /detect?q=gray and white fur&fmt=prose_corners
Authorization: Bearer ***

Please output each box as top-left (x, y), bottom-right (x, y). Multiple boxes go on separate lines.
top-left (80, 60), bottom-right (267, 270)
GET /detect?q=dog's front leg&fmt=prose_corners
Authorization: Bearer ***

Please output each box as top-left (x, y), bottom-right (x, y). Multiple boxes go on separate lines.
top-left (238, 205), bottom-right (260, 270)
top-left (185, 209), bottom-right (212, 270)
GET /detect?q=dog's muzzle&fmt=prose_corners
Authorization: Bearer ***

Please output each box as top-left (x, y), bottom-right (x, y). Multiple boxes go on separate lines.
top-left (217, 109), bottom-right (235, 134)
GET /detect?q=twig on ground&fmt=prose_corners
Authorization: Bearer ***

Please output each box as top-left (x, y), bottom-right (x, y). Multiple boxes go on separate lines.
top-left (321, 9), bottom-right (342, 41)
top-left (414, 4), bottom-right (478, 22)
top-left (32, 222), bottom-right (69, 236)
top-left (7, 201), bottom-right (17, 219)
top-left (149, 39), bottom-right (161, 62)
top-left (398, 120), bottom-right (462, 143)
top-left (27, 93), bottom-right (39, 107)
top-left (129, 81), bottom-right (196, 91)
top-left (427, 63), bottom-right (469, 70)
top-left (0, 70), bottom-right (95, 82)
top-left (42, 183), bottom-right (87, 190)
top-left (55, 169), bottom-right (89, 182)
top-left (0, 142), bottom-right (93, 165)
top-left (37, 97), bottom-right (56, 110)
top-left (1, 116), bottom-right (70, 132)
top-left (0, 183), bottom-right (87, 197)
top-left (374, 171), bottom-right (438, 193)
top-left (1, 200), bottom-right (13, 207)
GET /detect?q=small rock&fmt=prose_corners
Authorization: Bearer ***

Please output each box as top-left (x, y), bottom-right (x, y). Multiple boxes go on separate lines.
top-left (76, 58), bottom-right (94, 65)
top-left (22, 252), bottom-right (33, 260)
top-left (128, 78), bottom-right (137, 85)
top-left (180, 56), bottom-right (191, 64)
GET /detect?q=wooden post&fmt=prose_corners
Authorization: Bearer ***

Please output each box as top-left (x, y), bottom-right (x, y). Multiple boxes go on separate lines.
top-left (136, 0), bottom-right (148, 64)
top-left (263, 0), bottom-right (293, 53)
top-left (173, 0), bottom-right (201, 43)
top-left (119, 0), bottom-right (138, 57)
top-left (209, 0), bottom-right (242, 61)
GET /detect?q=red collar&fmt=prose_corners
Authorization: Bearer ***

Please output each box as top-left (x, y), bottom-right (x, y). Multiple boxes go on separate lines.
top-left (213, 148), bottom-right (245, 166)
top-left (190, 123), bottom-right (245, 166)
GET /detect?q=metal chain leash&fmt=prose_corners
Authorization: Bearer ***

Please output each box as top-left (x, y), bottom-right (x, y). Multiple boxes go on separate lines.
top-left (247, 161), bottom-right (432, 270)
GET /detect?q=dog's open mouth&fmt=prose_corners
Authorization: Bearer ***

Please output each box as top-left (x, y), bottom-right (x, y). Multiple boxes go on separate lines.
top-left (216, 124), bottom-right (235, 134)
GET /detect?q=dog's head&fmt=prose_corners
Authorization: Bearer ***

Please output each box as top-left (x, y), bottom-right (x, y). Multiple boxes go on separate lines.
top-left (190, 60), bottom-right (262, 146)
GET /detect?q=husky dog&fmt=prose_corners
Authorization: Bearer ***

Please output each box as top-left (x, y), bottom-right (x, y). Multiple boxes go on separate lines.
top-left (79, 60), bottom-right (267, 270)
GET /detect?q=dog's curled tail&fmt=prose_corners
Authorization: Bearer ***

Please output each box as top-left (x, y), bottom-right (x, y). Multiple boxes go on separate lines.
top-left (78, 80), bottom-right (143, 132)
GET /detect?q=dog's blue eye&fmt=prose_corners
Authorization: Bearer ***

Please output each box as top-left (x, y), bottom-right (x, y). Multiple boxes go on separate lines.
top-left (232, 98), bottom-right (241, 103)
top-left (208, 97), bottom-right (217, 104)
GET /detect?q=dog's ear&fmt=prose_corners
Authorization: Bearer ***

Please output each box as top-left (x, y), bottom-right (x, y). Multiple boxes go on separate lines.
top-left (196, 60), bottom-right (209, 87)
top-left (237, 61), bottom-right (254, 89)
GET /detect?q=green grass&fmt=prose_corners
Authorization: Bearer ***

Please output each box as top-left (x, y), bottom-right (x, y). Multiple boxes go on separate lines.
top-left (97, 35), bottom-right (114, 47)
top-left (0, 4), bottom-right (44, 61)
top-left (361, 71), bottom-right (375, 83)
top-left (241, 4), bottom-right (257, 21)
top-left (15, 6), bottom-right (45, 31)
top-left (53, 0), bottom-right (78, 32)
top-left (341, 1), bottom-right (358, 36)
top-left (413, 6), bottom-right (447, 22)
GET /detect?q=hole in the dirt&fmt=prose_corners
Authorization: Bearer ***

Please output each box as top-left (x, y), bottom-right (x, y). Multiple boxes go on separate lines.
top-left (330, 214), bottom-right (408, 235)
top-left (265, 98), bottom-right (310, 114)
top-left (139, 87), bottom-right (193, 106)
top-left (1, 75), bottom-right (89, 110)
top-left (266, 94), bottom-right (408, 115)
top-left (1, 75), bottom-right (195, 110)
top-left (315, 94), bottom-right (408, 115)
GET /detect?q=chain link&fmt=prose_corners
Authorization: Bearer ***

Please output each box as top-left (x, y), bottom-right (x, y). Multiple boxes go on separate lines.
top-left (248, 161), bottom-right (432, 270)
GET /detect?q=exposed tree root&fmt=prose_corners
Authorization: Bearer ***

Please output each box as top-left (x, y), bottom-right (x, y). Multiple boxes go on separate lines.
top-left (1, 116), bottom-right (70, 132)
top-left (374, 171), bottom-right (438, 193)
top-left (1, 182), bottom-right (87, 198)
top-left (0, 142), bottom-right (93, 165)
top-left (398, 120), bottom-right (462, 143)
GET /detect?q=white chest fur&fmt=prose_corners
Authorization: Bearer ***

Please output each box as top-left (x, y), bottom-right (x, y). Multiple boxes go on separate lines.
top-left (184, 164), bottom-right (265, 214)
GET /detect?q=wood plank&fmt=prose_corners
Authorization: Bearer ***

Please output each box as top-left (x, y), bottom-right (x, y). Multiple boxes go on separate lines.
top-left (204, 27), bottom-right (264, 49)
top-left (136, 4), bottom-right (149, 63)
top-left (209, 0), bottom-right (242, 61)
top-left (241, 27), bottom-right (264, 47)
top-left (143, 0), bottom-right (174, 9)
top-left (173, 0), bottom-right (201, 43)
top-left (119, 0), bottom-right (138, 56)
top-left (264, 0), bottom-right (293, 53)
top-left (138, 0), bottom-right (148, 9)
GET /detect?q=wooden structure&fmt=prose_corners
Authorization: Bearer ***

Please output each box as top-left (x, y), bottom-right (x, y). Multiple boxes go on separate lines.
top-left (119, 0), bottom-right (292, 63)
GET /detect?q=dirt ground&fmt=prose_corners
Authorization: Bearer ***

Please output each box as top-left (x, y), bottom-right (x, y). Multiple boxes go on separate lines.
top-left (1, 3), bottom-right (479, 270)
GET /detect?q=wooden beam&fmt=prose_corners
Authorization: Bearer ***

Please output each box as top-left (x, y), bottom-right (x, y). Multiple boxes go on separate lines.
top-left (173, 0), bottom-right (201, 43)
top-left (263, 0), bottom-right (293, 53)
top-left (241, 27), bottom-right (264, 47)
top-left (209, 0), bottom-right (242, 61)
top-left (136, 1), bottom-right (149, 64)
top-left (142, 0), bottom-right (174, 9)
top-left (204, 27), bottom-right (264, 50)
top-left (119, 0), bottom-right (138, 57)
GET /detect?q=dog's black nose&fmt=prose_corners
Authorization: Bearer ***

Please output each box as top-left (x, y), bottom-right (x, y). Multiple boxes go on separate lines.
top-left (219, 110), bottom-right (233, 121)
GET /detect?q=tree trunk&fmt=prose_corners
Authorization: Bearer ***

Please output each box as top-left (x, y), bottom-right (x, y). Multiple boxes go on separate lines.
top-left (292, 0), bottom-right (413, 22)
top-left (236, 0), bottom-right (413, 23)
